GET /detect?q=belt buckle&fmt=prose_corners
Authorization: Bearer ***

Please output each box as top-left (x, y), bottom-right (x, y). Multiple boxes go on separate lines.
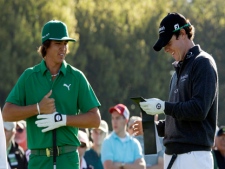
top-left (46, 148), bottom-right (51, 157)
top-left (46, 147), bottom-right (59, 157)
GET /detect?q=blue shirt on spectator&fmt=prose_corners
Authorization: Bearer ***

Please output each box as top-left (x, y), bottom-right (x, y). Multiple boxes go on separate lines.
top-left (101, 131), bottom-right (143, 164)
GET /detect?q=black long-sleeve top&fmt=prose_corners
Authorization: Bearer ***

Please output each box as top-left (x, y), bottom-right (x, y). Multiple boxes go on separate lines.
top-left (157, 45), bottom-right (218, 155)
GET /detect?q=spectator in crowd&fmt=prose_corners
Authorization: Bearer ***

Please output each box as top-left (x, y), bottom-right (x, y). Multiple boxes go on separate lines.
top-left (15, 120), bottom-right (27, 151)
top-left (212, 126), bottom-right (225, 169)
top-left (127, 116), bottom-right (142, 136)
top-left (4, 121), bottom-right (28, 169)
top-left (129, 116), bottom-right (164, 169)
top-left (14, 120), bottom-right (31, 161)
top-left (0, 109), bottom-right (9, 169)
top-left (78, 130), bottom-right (93, 169)
top-left (84, 120), bottom-right (108, 169)
top-left (101, 103), bottom-right (146, 169)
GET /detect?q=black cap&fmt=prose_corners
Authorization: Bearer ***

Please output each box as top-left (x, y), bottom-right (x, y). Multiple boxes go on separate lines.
top-left (153, 12), bottom-right (191, 51)
top-left (217, 126), bottom-right (225, 136)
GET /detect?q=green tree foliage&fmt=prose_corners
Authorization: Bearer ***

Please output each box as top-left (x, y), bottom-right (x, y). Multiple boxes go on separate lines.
top-left (0, 0), bottom-right (224, 126)
top-left (74, 0), bottom-right (173, 122)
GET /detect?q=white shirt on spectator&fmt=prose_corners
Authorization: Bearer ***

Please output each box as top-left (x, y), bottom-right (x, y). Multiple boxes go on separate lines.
top-left (80, 157), bottom-right (87, 169)
top-left (0, 108), bottom-right (8, 169)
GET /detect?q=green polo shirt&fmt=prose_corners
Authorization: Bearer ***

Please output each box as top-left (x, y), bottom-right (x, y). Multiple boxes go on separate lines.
top-left (6, 60), bottom-right (101, 149)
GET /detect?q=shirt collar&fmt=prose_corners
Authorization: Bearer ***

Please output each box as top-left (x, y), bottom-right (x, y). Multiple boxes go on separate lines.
top-left (40, 59), bottom-right (68, 76)
top-left (185, 45), bottom-right (202, 60)
top-left (172, 45), bottom-right (202, 67)
top-left (112, 131), bottom-right (131, 141)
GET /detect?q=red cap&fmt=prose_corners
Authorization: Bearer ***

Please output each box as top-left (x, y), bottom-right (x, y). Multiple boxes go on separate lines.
top-left (109, 104), bottom-right (130, 120)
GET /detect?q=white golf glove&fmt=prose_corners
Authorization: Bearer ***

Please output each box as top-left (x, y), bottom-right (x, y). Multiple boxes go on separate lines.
top-left (139, 98), bottom-right (165, 115)
top-left (35, 112), bottom-right (67, 132)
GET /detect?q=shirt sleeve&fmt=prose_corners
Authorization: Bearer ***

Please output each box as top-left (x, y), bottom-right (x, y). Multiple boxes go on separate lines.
top-left (101, 138), bottom-right (114, 163)
top-left (77, 72), bottom-right (101, 113)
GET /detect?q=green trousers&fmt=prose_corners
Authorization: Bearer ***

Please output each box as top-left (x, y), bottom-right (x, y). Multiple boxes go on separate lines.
top-left (28, 150), bottom-right (79, 169)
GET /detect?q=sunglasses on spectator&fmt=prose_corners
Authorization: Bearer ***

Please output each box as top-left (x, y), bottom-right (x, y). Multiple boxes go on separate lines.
top-left (16, 128), bottom-right (24, 133)
top-left (92, 129), bottom-right (105, 135)
top-left (80, 142), bottom-right (87, 148)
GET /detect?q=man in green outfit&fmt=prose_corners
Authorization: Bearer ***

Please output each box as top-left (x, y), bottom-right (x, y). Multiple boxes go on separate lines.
top-left (2, 20), bottom-right (101, 169)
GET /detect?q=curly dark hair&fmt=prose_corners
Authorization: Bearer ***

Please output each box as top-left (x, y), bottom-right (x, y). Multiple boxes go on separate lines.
top-left (174, 20), bottom-right (195, 40)
top-left (37, 40), bottom-right (51, 58)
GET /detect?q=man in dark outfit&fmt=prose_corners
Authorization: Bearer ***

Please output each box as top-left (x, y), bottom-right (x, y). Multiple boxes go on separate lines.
top-left (140, 12), bottom-right (218, 169)
top-left (213, 126), bottom-right (225, 169)
top-left (4, 121), bottom-right (28, 169)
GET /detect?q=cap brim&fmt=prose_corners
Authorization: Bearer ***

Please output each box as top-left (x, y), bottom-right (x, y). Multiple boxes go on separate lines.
top-left (17, 121), bottom-right (26, 129)
top-left (217, 133), bottom-right (225, 136)
top-left (217, 128), bottom-right (225, 136)
top-left (109, 107), bottom-right (121, 114)
top-left (98, 127), bottom-right (108, 133)
top-left (49, 37), bottom-right (76, 42)
top-left (153, 34), bottom-right (172, 52)
top-left (79, 138), bottom-right (87, 144)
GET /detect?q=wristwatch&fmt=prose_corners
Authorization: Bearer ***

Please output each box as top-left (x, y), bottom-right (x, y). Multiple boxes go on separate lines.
top-left (120, 162), bottom-right (125, 169)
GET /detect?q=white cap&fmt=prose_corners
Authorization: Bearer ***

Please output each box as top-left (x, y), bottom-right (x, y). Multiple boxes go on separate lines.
top-left (17, 120), bottom-right (26, 129)
top-left (94, 120), bottom-right (108, 133)
top-left (78, 130), bottom-right (89, 145)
